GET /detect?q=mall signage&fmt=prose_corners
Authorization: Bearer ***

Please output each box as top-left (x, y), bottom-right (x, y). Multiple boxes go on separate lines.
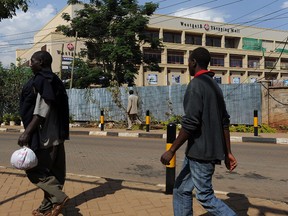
top-left (180, 21), bottom-right (240, 33)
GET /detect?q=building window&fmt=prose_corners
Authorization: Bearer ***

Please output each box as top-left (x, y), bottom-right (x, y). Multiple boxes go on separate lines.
top-left (163, 32), bottom-right (181, 43)
top-left (206, 36), bottom-right (221, 47)
top-left (265, 72), bottom-right (278, 80)
top-left (265, 58), bottom-right (277, 69)
top-left (280, 59), bottom-right (288, 69)
top-left (144, 29), bottom-right (159, 40)
top-left (225, 37), bottom-right (240, 48)
top-left (167, 51), bottom-right (184, 64)
top-left (143, 49), bottom-right (161, 63)
top-left (230, 56), bottom-right (243, 67)
top-left (248, 57), bottom-right (260, 68)
top-left (210, 55), bottom-right (224, 67)
top-left (185, 33), bottom-right (202, 45)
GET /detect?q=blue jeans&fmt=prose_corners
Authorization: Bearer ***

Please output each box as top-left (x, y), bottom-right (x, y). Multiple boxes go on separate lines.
top-left (173, 156), bottom-right (237, 216)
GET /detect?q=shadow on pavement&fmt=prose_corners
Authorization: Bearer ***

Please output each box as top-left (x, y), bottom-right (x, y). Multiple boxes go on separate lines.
top-left (200, 192), bottom-right (288, 216)
top-left (0, 171), bottom-right (39, 206)
top-left (62, 178), bottom-right (123, 216)
top-left (61, 177), bottom-right (165, 215)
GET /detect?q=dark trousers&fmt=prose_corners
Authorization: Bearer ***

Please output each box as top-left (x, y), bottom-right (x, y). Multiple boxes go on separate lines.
top-left (26, 143), bottom-right (67, 211)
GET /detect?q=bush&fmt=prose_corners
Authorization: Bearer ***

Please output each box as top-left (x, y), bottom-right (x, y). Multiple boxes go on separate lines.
top-left (258, 124), bottom-right (276, 133)
top-left (229, 124), bottom-right (276, 133)
top-left (2, 113), bottom-right (12, 124)
top-left (160, 115), bottom-right (182, 130)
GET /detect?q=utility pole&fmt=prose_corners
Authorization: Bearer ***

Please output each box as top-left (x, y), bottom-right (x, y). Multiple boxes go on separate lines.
top-left (59, 44), bottom-right (64, 80)
top-left (70, 31), bottom-right (78, 89)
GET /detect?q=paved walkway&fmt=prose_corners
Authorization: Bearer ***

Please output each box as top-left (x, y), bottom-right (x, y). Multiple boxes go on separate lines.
top-left (0, 126), bottom-right (288, 215)
top-left (0, 167), bottom-right (287, 216)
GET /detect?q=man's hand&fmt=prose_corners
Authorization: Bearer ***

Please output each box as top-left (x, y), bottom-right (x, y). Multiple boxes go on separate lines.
top-left (18, 132), bottom-right (30, 147)
top-left (225, 153), bottom-right (237, 172)
top-left (160, 150), bottom-right (174, 165)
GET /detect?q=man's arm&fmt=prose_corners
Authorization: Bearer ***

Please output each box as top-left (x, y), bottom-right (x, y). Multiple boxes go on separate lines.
top-left (18, 93), bottom-right (50, 147)
top-left (160, 128), bottom-right (190, 165)
top-left (18, 115), bottom-right (43, 147)
top-left (223, 129), bottom-right (237, 172)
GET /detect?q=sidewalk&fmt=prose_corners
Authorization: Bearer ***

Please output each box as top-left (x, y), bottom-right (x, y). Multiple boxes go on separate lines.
top-left (0, 167), bottom-right (287, 216)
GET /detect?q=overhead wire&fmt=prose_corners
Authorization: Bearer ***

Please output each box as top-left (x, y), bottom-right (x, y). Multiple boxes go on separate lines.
top-left (149, 0), bottom-right (244, 25)
top-left (149, 0), bottom-right (218, 21)
top-left (0, 0), bottom-right (285, 48)
top-left (157, 0), bottom-right (192, 11)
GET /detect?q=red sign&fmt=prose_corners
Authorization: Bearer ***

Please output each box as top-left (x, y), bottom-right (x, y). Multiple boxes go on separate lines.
top-left (67, 43), bottom-right (74, 51)
top-left (204, 24), bottom-right (210, 31)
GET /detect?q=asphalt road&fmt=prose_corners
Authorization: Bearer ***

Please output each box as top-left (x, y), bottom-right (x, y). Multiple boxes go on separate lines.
top-left (1, 133), bottom-right (287, 202)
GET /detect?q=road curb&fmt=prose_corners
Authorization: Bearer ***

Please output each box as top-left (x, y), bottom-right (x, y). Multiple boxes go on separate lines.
top-left (1, 128), bottom-right (288, 144)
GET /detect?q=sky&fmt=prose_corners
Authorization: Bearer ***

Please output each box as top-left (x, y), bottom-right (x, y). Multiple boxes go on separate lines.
top-left (1, 0), bottom-right (288, 67)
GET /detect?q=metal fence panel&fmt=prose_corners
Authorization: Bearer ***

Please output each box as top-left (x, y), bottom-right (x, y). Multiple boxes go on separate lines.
top-left (67, 83), bottom-right (262, 125)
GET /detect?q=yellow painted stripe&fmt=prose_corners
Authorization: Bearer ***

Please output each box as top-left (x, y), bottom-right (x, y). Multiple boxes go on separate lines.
top-left (254, 117), bottom-right (258, 127)
top-left (166, 143), bottom-right (176, 168)
top-left (146, 116), bottom-right (150, 124)
top-left (100, 116), bottom-right (104, 124)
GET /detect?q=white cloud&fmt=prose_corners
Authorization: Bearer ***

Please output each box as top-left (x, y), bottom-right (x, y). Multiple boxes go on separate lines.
top-left (0, 4), bottom-right (56, 67)
top-left (172, 6), bottom-right (229, 23)
top-left (281, 1), bottom-right (288, 8)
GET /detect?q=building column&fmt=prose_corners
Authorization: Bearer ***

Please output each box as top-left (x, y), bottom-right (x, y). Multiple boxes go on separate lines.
top-left (159, 28), bottom-right (163, 40)
top-left (276, 57), bottom-right (281, 70)
top-left (202, 33), bottom-right (206, 46)
top-left (239, 37), bottom-right (243, 49)
top-left (221, 35), bottom-right (225, 48)
top-left (243, 54), bottom-right (248, 69)
top-left (184, 49), bottom-right (189, 66)
top-left (242, 71), bottom-right (248, 83)
top-left (139, 64), bottom-right (144, 86)
top-left (260, 55), bottom-right (265, 69)
top-left (225, 53), bottom-right (230, 68)
top-left (162, 47), bottom-right (167, 64)
top-left (182, 31), bottom-right (185, 44)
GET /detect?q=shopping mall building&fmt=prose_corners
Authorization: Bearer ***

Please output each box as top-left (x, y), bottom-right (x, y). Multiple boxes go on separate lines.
top-left (16, 4), bottom-right (288, 86)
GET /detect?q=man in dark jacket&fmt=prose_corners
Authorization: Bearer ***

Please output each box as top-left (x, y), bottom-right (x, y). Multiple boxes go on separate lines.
top-left (160, 47), bottom-right (237, 216)
top-left (18, 51), bottom-right (70, 216)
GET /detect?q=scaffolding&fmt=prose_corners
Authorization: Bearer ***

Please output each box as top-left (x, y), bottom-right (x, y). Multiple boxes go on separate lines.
top-left (242, 38), bottom-right (265, 52)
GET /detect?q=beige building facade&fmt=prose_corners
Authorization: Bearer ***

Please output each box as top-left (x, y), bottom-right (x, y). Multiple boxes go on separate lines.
top-left (16, 4), bottom-right (288, 86)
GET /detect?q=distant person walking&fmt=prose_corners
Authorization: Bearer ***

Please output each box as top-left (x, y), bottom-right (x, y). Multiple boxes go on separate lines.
top-left (126, 90), bottom-right (141, 130)
top-left (18, 51), bottom-right (70, 216)
top-left (160, 47), bottom-right (237, 216)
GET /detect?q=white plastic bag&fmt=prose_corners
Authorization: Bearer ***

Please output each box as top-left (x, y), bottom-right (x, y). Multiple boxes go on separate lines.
top-left (10, 146), bottom-right (38, 170)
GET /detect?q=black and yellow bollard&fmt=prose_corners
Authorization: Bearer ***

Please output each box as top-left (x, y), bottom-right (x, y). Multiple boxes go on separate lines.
top-left (165, 123), bottom-right (176, 194)
top-left (146, 110), bottom-right (150, 132)
top-left (100, 110), bottom-right (104, 131)
top-left (254, 110), bottom-right (258, 136)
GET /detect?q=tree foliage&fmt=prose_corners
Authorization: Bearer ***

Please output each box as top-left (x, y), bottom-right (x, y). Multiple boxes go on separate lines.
top-left (72, 59), bottom-right (111, 88)
top-left (0, 63), bottom-right (32, 117)
top-left (57, 0), bottom-right (162, 86)
top-left (0, 0), bottom-right (30, 21)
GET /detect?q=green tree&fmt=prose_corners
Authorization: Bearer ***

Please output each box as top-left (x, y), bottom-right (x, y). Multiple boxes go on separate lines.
top-left (72, 58), bottom-right (111, 88)
top-left (57, 0), bottom-right (162, 86)
top-left (0, 63), bottom-right (32, 117)
top-left (0, 0), bottom-right (30, 21)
